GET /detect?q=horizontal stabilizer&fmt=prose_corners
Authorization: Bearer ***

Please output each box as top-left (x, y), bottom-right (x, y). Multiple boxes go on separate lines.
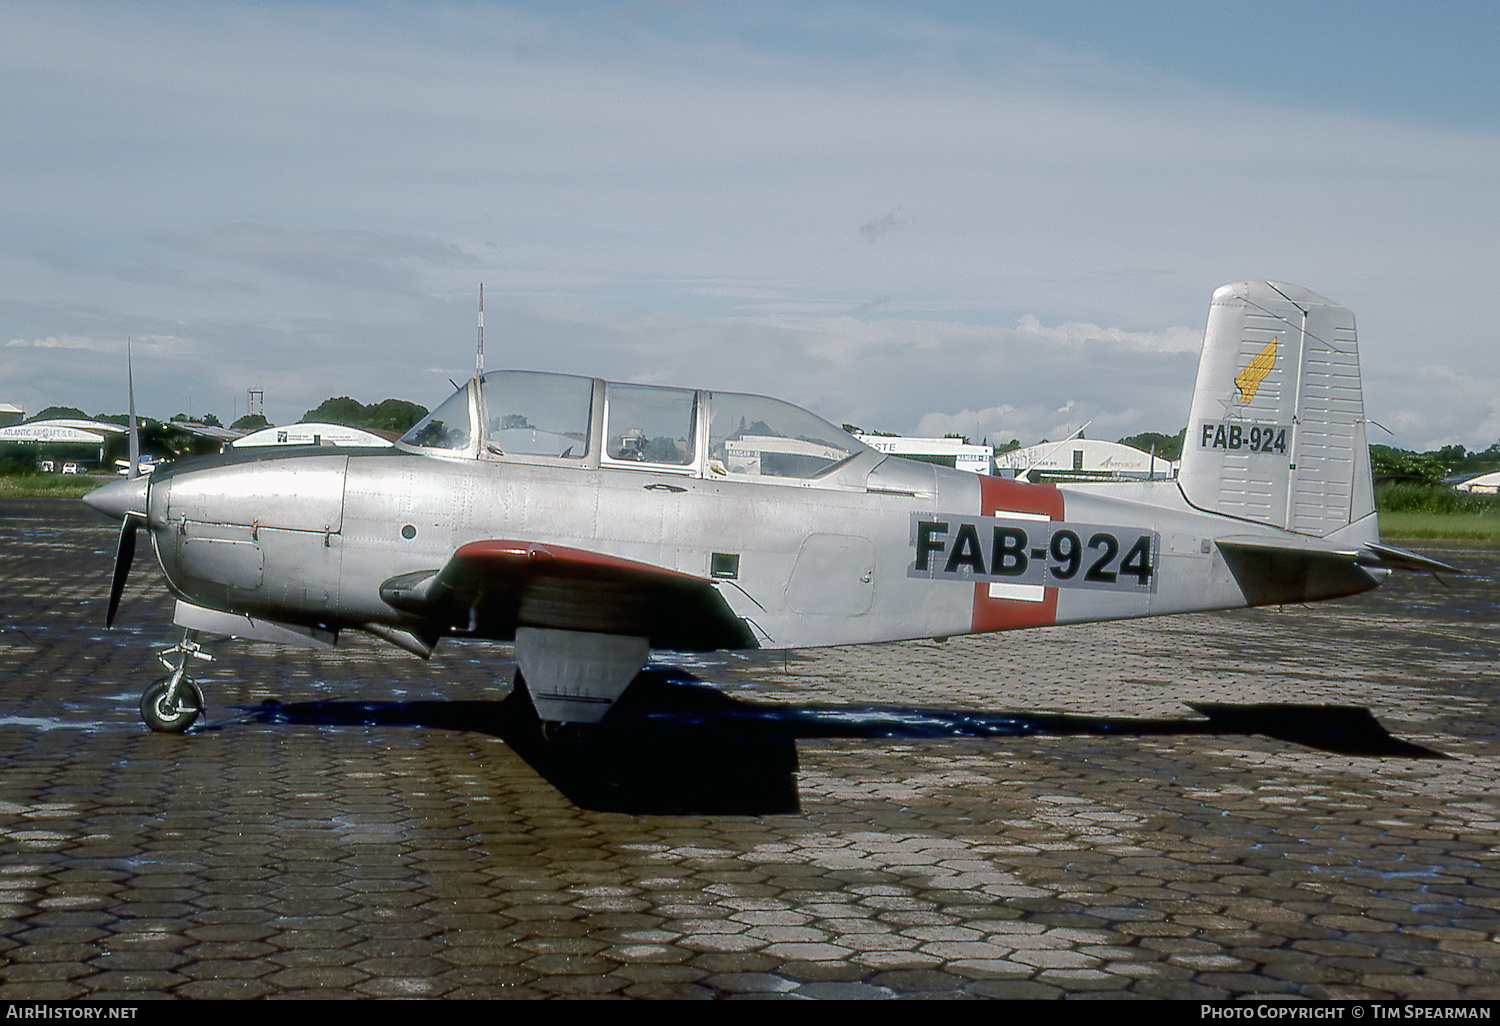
top-left (1214, 536), bottom-right (1381, 606)
top-left (1215, 533), bottom-right (1359, 558)
top-left (1214, 530), bottom-right (1466, 577)
top-left (1357, 542), bottom-right (1464, 575)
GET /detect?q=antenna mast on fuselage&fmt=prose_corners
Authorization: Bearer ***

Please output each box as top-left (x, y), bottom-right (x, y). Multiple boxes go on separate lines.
top-left (127, 338), bottom-right (139, 479)
top-left (476, 283), bottom-right (484, 380)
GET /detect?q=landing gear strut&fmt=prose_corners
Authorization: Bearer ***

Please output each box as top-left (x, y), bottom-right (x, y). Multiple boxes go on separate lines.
top-left (141, 630), bottom-right (210, 733)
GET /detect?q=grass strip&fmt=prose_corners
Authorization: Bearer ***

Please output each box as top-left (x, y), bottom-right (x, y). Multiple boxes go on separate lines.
top-left (0, 474), bottom-right (112, 499)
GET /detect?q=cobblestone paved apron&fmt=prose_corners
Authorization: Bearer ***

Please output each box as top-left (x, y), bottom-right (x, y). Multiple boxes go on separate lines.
top-left (1, 499), bottom-right (1496, 998)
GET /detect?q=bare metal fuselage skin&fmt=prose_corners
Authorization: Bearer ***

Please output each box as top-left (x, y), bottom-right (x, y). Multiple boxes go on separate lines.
top-left (143, 441), bottom-right (1379, 654)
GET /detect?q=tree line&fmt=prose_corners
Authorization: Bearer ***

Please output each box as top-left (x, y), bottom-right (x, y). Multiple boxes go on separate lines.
top-left (5, 396), bottom-right (431, 471)
top-left (1114, 431), bottom-right (1500, 482)
top-left (24, 395), bottom-right (429, 437)
top-left (22, 394), bottom-right (1499, 482)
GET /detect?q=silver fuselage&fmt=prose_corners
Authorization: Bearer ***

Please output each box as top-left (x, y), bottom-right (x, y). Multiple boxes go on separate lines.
top-left (141, 443), bottom-right (1380, 653)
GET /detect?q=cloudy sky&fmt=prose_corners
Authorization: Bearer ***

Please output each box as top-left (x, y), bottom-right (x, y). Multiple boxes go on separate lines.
top-left (3, 1), bottom-right (1497, 450)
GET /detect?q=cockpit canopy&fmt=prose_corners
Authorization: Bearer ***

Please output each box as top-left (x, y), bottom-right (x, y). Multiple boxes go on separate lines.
top-left (399, 370), bottom-right (870, 483)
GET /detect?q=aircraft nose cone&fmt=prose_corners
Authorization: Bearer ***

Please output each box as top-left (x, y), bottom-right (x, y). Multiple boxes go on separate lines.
top-left (83, 475), bottom-right (149, 522)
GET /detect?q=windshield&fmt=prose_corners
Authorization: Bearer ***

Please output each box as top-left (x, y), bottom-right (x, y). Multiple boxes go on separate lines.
top-left (399, 386), bottom-right (472, 451)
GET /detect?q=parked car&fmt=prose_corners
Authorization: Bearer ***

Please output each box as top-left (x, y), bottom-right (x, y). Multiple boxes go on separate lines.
top-left (39, 461), bottom-right (54, 473)
top-left (61, 463), bottom-right (81, 475)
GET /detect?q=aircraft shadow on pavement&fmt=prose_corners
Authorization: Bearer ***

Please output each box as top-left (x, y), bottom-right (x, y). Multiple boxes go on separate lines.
top-left (248, 666), bottom-right (1445, 816)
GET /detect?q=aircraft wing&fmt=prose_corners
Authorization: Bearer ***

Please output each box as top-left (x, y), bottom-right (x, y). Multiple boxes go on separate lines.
top-left (380, 539), bottom-right (757, 651)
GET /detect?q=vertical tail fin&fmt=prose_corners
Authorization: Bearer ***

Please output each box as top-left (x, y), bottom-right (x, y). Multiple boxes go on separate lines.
top-left (1178, 281), bottom-right (1375, 540)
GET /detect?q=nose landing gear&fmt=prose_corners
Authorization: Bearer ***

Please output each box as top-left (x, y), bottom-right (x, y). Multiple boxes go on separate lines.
top-left (141, 630), bottom-right (211, 733)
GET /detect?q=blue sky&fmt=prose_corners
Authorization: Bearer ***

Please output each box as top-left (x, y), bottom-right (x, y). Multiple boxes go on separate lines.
top-left (3, 1), bottom-right (1498, 449)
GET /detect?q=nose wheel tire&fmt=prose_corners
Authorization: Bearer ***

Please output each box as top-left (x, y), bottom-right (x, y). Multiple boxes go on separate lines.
top-left (140, 677), bottom-right (205, 733)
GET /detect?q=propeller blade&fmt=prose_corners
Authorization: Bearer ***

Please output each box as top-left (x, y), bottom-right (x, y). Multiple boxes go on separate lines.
top-left (105, 514), bottom-right (139, 628)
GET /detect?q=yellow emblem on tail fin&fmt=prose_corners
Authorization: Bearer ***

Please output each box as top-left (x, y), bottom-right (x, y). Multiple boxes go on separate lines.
top-left (1234, 337), bottom-right (1277, 403)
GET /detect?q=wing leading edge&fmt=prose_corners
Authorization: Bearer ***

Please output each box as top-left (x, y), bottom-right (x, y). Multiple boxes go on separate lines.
top-left (380, 539), bottom-right (757, 651)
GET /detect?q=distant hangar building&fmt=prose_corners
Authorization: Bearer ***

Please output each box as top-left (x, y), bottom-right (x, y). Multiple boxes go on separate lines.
top-left (0, 418), bottom-right (125, 466)
top-left (994, 438), bottom-right (1177, 482)
top-left (231, 423), bottom-right (396, 448)
top-left (856, 435), bottom-right (994, 475)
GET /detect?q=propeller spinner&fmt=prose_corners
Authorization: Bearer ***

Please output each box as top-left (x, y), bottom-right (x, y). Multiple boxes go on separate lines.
top-left (84, 475), bottom-right (150, 627)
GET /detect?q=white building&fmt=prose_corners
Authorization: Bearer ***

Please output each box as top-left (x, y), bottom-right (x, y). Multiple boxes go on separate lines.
top-left (856, 435), bottom-right (993, 475)
top-left (232, 423), bottom-right (395, 448)
top-left (993, 438), bottom-right (1177, 482)
top-left (0, 419), bottom-right (125, 465)
top-left (1455, 470), bottom-right (1500, 495)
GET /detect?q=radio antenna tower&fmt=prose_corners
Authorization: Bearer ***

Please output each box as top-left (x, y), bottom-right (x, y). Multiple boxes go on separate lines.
top-left (476, 283), bottom-right (485, 380)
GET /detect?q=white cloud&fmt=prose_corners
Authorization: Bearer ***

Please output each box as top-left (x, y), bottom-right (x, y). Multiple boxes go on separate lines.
top-left (1014, 315), bottom-right (1201, 354)
top-left (7, 335), bottom-right (103, 351)
top-left (181, 224), bottom-right (476, 295)
top-left (470, 300), bottom-right (1201, 443)
top-left (914, 404), bottom-right (1016, 441)
top-left (5, 334), bottom-right (196, 358)
top-left (914, 401), bottom-right (1152, 449)
top-left (0, 4), bottom-right (1496, 450)
top-left (1373, 364), bottom-right (1500, 451)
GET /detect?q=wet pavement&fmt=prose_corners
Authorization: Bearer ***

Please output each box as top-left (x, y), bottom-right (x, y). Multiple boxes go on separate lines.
top-left (0, 497), bottom-right (1497, 999)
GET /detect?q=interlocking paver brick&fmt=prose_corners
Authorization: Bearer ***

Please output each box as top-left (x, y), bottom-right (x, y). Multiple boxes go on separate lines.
top-left (178, 958), bottom-right (278, 980)
top-left (2, 505), bottom-right (1498, 999)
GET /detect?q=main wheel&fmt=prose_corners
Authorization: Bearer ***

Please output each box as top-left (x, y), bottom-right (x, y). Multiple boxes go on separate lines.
top-left (140, 677), bottom-right (204, 733)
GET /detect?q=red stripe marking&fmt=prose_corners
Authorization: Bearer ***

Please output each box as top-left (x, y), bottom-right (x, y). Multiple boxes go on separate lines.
top-left (455, 539), bottom-right (705, 582)
top-left (971, 476), bottom-right (1063, 633)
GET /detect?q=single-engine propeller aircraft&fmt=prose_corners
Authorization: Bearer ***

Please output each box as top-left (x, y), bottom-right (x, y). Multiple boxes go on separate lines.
top-left (86, 281), bottom-right (1455, 734)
